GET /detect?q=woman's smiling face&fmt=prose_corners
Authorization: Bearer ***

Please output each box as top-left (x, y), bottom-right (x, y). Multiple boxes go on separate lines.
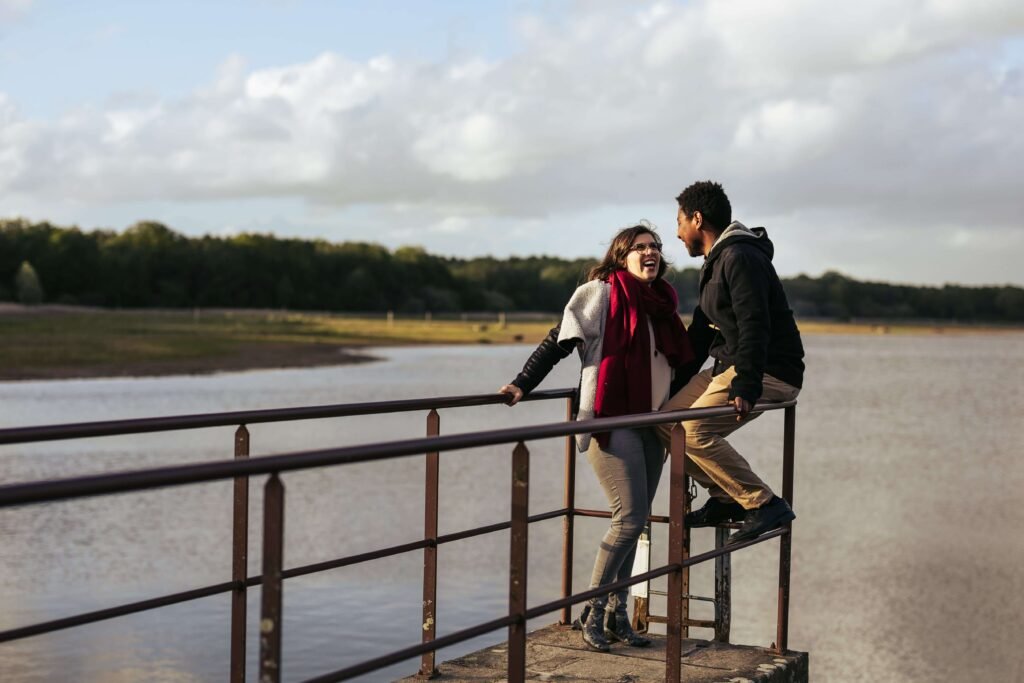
top-left (623, 233), bottom-right (662, 283)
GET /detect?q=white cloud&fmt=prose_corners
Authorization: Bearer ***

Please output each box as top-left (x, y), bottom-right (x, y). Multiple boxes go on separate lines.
top-left (0, 0), bottom-right (32, 23)
top-left (430, 216), bottom-right (472, 234)
top-left (732, 99), bottom-right (839, 166)
top-left (0, 1), bottom-right (1022, 284)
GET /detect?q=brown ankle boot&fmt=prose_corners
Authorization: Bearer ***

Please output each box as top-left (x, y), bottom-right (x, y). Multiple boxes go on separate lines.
top-left (604, 610), bottom-right (651, 648)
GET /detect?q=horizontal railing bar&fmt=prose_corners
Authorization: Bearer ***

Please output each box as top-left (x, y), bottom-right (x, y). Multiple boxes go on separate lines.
top-left (302, 615), bottom-right (517, 683)
top-left (643, 616), bottom-right (718, 629)
top-left (0, 579), bottom-right (241, 644)
top-left (574, 507), bottom-right (671, 524)
top-left (0, 505), bottom-right (786, 667)
top-left (307, 563), bottom-right (684, 683)
top-left (524, 564), bottom-right (680, 620)
top-left (0, 388), bottom-right (576, 445)
top-left (685, 527), bottom-right (788, 565)
top-left (524, 528), bottom-right (789, 620)
top-left (686, 619), bottom-right (717, 628)
top-left (0, 401), bottom-right (796, 509)
top-left (283, 508), bottom-right (568, 580)
top-left (0, 508), bottom-right (573, 643)
top-left (314, 559), bottom-right (695, 682)
top-left (436, 507), bottom-right (568, 545)
top-left (305, 527), bottom-right (792, 681)
top-left (577, 509), bottom-right (742, 529)
top-left (282, 539), bottom-right (430, 581)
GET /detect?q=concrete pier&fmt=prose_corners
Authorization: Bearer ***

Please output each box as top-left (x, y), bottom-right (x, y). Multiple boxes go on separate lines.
top-left (396, 623), bottom-right (808, 682)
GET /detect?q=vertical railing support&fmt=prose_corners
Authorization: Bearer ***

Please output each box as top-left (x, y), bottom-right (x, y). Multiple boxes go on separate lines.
top-left (776, 405), bottom-right (796, 654)
top-left (714, 526), bottom-right (731, 642)
top-left (418, 409), bottom-right (441, 678)
top-left (559, 396), bottom-right (576, 626)
top-left (508, 441), bottom-right (530, 683)
top-left (259, 474), bottom-right (285, 683)
top-left (230, 425), bottom-right (250, 683)
top-left (665, 424), bottom-right (686, 683)
top-left (631, 523), bottom-right (652, 633)
top-left (682, 482), bottom-right (691, 639)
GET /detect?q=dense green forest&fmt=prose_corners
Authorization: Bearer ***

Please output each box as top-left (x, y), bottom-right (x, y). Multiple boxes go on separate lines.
top-left (2, 218), bottom-right (1022, 322)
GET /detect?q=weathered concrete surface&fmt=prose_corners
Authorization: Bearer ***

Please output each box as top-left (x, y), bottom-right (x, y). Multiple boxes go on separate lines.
top-left (395, 623), bottom-right (808, 682)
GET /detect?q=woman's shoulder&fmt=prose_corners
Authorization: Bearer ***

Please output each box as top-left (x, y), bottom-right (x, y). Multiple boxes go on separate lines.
top-left (568, 279), bottom-right (609, 300)
top-left (560, 279), bottom-right (608, 344)
top-left (563, 279), bottom-right (609, 320)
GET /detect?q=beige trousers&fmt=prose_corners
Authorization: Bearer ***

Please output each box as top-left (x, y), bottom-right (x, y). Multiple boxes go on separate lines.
top-left (656, 366), bottom-right (800, 510)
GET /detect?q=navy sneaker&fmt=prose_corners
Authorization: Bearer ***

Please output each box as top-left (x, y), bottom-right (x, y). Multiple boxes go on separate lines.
top-left (686, 497), bottom-right (747, 528)
top-left (726, 496), bottom-right (794, 545)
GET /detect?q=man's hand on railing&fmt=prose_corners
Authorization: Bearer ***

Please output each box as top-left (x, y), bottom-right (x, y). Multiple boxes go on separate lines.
top-left (732, 397), bottom-right (752, 421)
top-left (498, 384), bottom-right (524, 406)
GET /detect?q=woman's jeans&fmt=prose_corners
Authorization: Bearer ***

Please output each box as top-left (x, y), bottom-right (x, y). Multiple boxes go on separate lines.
top-left (585, 427), bottom-right (664, 612)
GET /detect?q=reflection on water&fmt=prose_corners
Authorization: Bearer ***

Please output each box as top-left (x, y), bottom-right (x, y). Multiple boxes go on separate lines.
top-left (1, 336), bottom-right (1023, 682)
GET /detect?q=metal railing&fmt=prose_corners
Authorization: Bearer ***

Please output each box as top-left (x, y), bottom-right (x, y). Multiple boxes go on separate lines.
top-left (0, 389), bottom-right (797, 682)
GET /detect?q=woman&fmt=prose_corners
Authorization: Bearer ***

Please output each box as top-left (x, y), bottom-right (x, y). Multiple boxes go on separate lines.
top-left (498, 224), bottom-right (694, 652)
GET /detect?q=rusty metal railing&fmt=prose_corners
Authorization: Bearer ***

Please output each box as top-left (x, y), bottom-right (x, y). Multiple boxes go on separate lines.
top-left (0, 390), bottom-right (797, 683)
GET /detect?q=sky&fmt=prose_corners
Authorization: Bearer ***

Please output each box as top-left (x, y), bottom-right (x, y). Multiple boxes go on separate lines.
top-left (1, 0), bottom-right (1023, 286)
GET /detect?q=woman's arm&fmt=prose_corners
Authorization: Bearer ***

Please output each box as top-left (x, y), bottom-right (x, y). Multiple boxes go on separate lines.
top-left (499, 323), bottom-right (572, 405)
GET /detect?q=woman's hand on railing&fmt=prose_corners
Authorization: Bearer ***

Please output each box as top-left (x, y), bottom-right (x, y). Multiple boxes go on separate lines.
top-left (498, 384), bottom-right (524, 406)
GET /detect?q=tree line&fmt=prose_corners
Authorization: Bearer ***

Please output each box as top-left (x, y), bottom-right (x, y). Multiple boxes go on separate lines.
top-left (2, 218), bottom-right (1022, 322)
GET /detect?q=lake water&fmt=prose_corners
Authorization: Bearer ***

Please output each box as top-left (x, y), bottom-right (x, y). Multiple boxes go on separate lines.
top-left (1, 334), bottom-right (1023, 682)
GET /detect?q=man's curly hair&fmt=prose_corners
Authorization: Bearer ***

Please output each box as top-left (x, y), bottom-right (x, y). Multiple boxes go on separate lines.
top-left (675, 181), bottom-right (732, 232)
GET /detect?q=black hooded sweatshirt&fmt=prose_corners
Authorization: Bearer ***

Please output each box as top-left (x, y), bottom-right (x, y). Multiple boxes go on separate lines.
top-left (689, 221), bottom-right (804, 403)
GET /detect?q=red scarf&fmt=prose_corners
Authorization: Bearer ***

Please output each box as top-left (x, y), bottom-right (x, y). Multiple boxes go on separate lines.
top-left (593, 270), bottom-right (693, 447)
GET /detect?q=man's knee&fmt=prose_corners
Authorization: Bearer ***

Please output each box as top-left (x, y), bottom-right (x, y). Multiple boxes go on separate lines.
top-left (686, 421), bottom-right (727, 450)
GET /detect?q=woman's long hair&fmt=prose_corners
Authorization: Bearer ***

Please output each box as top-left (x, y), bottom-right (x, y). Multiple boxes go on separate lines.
top-left (587, 223), bottom-right (670, 282)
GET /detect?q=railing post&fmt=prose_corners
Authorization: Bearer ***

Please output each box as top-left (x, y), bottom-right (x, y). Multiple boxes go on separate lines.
top-left (508, 441), bottom-right (530, 683)
top-left (418, 410), bottom-right (440, 678)
top-left (776, 405), bottom-right (796, 654)
top-left (714, 526), bottom-right (731, 642)
top-left (559, 396), bottom-right (576, 626)
top-left (230, 425), bottom-right (250, 683)
top-left (682, 482), bottom-right (691, 639)
top-left (665, 424), bottom-right (686, 683)
top-left (259, 474), bottom-right (285, 683)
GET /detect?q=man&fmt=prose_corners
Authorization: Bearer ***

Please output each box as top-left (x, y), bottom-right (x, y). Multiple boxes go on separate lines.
top-left (660, 180), bottom-right (805, 545)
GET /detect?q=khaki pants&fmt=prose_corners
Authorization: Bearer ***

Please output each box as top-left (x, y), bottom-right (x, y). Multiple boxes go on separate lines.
top-left (656, 366), bottom-right (800, 510)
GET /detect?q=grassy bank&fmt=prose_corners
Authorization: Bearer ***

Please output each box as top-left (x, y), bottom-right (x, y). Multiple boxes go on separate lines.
top-left (1, 306), bottom-right (1019, 381)
top-left (0, 308), bottom-right (558, 380)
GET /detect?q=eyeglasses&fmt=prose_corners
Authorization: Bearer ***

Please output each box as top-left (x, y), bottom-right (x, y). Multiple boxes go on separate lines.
top-left (629, 242), bottom-right (662, 254)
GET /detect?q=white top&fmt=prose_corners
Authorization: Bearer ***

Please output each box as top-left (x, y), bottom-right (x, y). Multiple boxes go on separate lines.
top-left (648, 319), bottom-right (672, 410)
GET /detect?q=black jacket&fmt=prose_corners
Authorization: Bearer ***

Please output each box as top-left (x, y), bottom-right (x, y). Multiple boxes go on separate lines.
top-left (693, 224), bottom-right (804, 403)
top-left (509, 324), bottom-right (572, 396)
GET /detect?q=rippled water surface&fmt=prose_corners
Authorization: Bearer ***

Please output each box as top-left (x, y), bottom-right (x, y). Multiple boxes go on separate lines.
top-left (1, 334), bottom-right (1023, 682)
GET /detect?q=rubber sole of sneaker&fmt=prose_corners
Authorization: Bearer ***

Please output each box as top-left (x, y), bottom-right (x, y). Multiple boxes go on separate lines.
top-left (726, 508), bottom-right (795, 545)
top-left (686, 515), bottom-right (742, 529)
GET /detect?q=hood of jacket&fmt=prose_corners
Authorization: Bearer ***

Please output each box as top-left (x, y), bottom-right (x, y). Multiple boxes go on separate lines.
top-left (706, 221), bottom-right (774, 264)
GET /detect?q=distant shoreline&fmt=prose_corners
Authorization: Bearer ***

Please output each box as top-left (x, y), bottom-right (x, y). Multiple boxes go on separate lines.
top-left (1, 305), bottom-right (1021, 382)
top-left (0, 343), bottom-right (380, 382)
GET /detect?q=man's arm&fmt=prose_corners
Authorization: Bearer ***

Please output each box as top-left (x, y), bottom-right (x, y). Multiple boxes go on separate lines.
top-left (686, 306), bottom-right (715, 368)
top-left (670, 306), bottom-right (714, 395)
top-left (723, 249), bottom-right (773, 404)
